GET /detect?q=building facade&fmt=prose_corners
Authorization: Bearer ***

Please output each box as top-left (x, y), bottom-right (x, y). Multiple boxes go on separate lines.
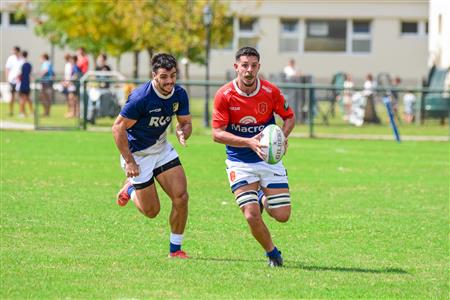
top-left (1, 0), bottom-right (431, 85)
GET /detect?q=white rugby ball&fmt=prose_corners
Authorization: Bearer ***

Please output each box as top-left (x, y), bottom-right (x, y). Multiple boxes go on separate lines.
top-left (260, 124), bottom-right (285, 164)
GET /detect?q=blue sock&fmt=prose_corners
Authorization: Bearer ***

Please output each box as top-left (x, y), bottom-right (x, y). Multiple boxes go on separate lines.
top-left (127, 184), bottom-right (135, 197)
top-left (266, 247), bottom-right (281, 258)
top-left (170, 243), bottom-right (181, 253)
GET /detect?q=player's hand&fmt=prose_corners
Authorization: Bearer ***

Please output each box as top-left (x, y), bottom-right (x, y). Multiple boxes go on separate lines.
top-left (176, 124), bottom-right (186, 147)
top-left (249, 133), bottom-right (267, 160)
top-left (125, 161), bottom-right (140, 178)
top-left (284, 137), bottom-right (289, 155)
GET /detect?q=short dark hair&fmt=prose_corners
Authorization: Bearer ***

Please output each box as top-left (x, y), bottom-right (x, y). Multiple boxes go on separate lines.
top-left (235, 47), bottom-right (260, 62)
top-left (14, 46), bottom-right (20, 52)
top-left (152, 53), bottom-right (177, 72)
top-left (22, 51), bottom-right (28, 58)
top-left (42, 53), bottom-right (49, 60)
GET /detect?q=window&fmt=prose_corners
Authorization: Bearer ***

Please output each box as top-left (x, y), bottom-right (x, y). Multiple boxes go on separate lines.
top-left (280, 19), bottom-right (299, 52)
top-left (9, 12), bottom-right (27, 26)
top-left (401, 21), bottom-right (418, 34)
top-left (238, 18), bottom-right (258, 48)
top-left (305, 19), bottom-right (346, 52)
top-left (351, 20), bottom-right (371, 53)
top-left (401, 20), bottom-right (427, 36)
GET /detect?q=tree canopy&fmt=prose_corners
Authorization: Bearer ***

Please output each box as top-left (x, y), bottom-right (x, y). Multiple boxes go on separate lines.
top-left (30, 0), bottom-right (234, 76)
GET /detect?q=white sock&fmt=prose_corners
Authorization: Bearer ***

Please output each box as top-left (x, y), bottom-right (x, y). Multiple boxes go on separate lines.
top-left (170, 233), bottom-right (184, 245)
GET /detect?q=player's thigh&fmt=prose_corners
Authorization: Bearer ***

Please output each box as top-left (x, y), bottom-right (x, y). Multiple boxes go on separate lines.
top-left (155, 165), bottom-right (188, 203)
top-left (134, 182), bottom-right (160, 211)
top-left (262, 187), bottom-right (291, 221)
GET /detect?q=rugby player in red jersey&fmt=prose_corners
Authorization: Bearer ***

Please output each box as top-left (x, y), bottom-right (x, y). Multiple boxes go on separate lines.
top-left (212, 47), bottom-right (296, 267)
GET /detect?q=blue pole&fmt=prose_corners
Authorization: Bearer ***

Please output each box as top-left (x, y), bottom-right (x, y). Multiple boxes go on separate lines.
top-left (383, 96), bottom-right (401, 142)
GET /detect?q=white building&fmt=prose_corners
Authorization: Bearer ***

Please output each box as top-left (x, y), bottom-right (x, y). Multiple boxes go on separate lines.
top-left (1, 0), bottom-right (434, 85)
top-left (428, 0), bottom-right (450, 68)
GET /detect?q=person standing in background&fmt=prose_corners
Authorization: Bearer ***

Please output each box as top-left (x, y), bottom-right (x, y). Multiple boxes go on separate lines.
top-left (76, 47), bottom-right (89, 75)
top-left (39, 53), bottom-right (55, 117)
top-left (16, 51), bottom-right (33, 118)
top-left (5, 46), bottom-right (22, 116)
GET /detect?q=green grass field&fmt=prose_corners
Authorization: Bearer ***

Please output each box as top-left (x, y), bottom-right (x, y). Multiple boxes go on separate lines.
top-left (1, 130), bottom-right (448, 299)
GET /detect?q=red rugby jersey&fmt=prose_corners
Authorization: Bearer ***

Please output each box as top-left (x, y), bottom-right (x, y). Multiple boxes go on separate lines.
top-left (212, 79), bottom-right (294, 162)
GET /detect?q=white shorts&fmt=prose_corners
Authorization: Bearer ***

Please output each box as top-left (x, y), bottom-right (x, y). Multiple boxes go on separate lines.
top-left (120, 141), bottom-right (179, 187)
top-left (225, 159), bottom-right (289, 192)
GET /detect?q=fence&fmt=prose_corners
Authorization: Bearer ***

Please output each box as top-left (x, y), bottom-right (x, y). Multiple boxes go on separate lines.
top-left (31, 78), bottom-right (449, 139)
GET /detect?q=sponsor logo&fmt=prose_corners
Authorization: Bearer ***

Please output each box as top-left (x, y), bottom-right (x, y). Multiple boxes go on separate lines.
top-left (230, 171), bottom-right (236, 182)
top-left (149, 108), bottom-right (162, 113)
top-left (148, 116), bottom-right (171, 127)
top-left (230, 106), bottom-right (240, 111)
top-left (262, 85), bottom-right (272, 93)
top-left (173, 102), bottom-right (179, 112)
top-left (239, 116), bottom-right (257, 124)
top-left (231, 123), bottom-right (265, 133)
top-left (258, 102), bottom-right (268, 114)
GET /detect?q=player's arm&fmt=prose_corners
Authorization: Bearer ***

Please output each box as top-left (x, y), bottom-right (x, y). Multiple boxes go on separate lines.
top-left (281, 116), bottom-right (295, 138)
top-left (112, 115), bottom-right (139, 177)
top-left (175, 114), bottom-right (192, 147)
top-left (212, 126), bottom-right (266, 160)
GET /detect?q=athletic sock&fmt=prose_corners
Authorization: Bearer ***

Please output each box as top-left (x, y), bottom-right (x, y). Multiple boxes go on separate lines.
top-left (266, 246), bottom-right (281, 258)
top-left (127, 184), bottom-right (135, 197)
top-left (169, 233), bottom-right (184, 253)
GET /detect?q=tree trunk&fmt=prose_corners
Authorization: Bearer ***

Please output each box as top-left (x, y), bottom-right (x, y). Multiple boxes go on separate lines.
top-left (133, 50), bottom-right (139, 79)
top-left (184, 61), bottom-right (191, 95)
top-left (115, 55), bottom-right (121, 72)
top-left (147, 48), bottom-right (154, 78)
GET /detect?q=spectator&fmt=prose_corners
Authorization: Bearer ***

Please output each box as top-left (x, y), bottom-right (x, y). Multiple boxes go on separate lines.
top-left (95, 53), bottom-right (111, 71)
top-left (95, 53), bottom-right (111, 88)
top-left (16, 51), bottom-right (33, 118)
top-left (4, 46), bottom-right (22, 116)
top-left (363, 73), bottom-right (380, 123)
top-left (62, 53), bottom-right (73, 116)
top-left (342, 73), bottom-right (354, 121)
top-left (403, 90), bottom-right (416, 123)
top-left (283, 58), bottom-right (299, 81)
top-left (76, 47), bottom-right (89, 74)
top-left (39, 53), bottom-right (55, 117)
top-left (67, 55), bottom-right (82, 118)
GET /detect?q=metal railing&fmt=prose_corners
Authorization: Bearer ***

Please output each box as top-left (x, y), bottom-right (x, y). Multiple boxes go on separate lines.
top-left (31, 78), bottom-right (449, 139)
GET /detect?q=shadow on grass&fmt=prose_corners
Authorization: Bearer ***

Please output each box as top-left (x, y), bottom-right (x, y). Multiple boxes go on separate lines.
top-left (193, 256), bottom-right (408, 274)
top-left (286, 263), bottom-right (408, 274)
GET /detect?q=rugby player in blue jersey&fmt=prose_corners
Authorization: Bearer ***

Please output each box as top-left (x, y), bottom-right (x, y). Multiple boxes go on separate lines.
top-left (112, 54), bottom-right (192, 259)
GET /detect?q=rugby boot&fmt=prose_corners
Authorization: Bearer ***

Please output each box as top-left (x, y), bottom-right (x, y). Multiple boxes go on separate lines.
top-left (267, 251), bottom-right (283, 267)
top-left (168, 250), bottom-right (190, 259)
top-left (116, 180), bottom-right (132, 206)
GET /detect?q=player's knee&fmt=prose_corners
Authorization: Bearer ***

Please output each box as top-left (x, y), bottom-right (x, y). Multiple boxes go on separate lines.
top-left (266, 193), bottom-right (291, 222)
top-left (244, 208), bottom-right (263, 226)
top-left (143, 205), bottom-right (160, 218)
top-left (273, 210), bottom-right (290, 223)
top-left (172, 191), bottom-right (188, 208)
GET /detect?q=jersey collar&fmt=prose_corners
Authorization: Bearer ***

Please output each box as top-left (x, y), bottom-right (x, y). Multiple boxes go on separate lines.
top-left (233, 78), bottom-right (260, 97)
top-left (151, 80), bottom-right (175, 99)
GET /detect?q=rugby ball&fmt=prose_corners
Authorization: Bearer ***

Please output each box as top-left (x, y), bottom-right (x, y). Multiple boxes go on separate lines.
top-left (260, 124), bottom-right (285, 164)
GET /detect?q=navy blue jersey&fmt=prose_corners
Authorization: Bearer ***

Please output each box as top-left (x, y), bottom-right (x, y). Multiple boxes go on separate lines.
top-left (19, 62), bottom-right (32, 92)
top-left (120, 81), bottom-right (190, 153)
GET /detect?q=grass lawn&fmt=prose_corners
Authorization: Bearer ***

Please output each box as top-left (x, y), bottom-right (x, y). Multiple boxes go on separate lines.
top-left (1, 130), bottom-right (448, 299)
